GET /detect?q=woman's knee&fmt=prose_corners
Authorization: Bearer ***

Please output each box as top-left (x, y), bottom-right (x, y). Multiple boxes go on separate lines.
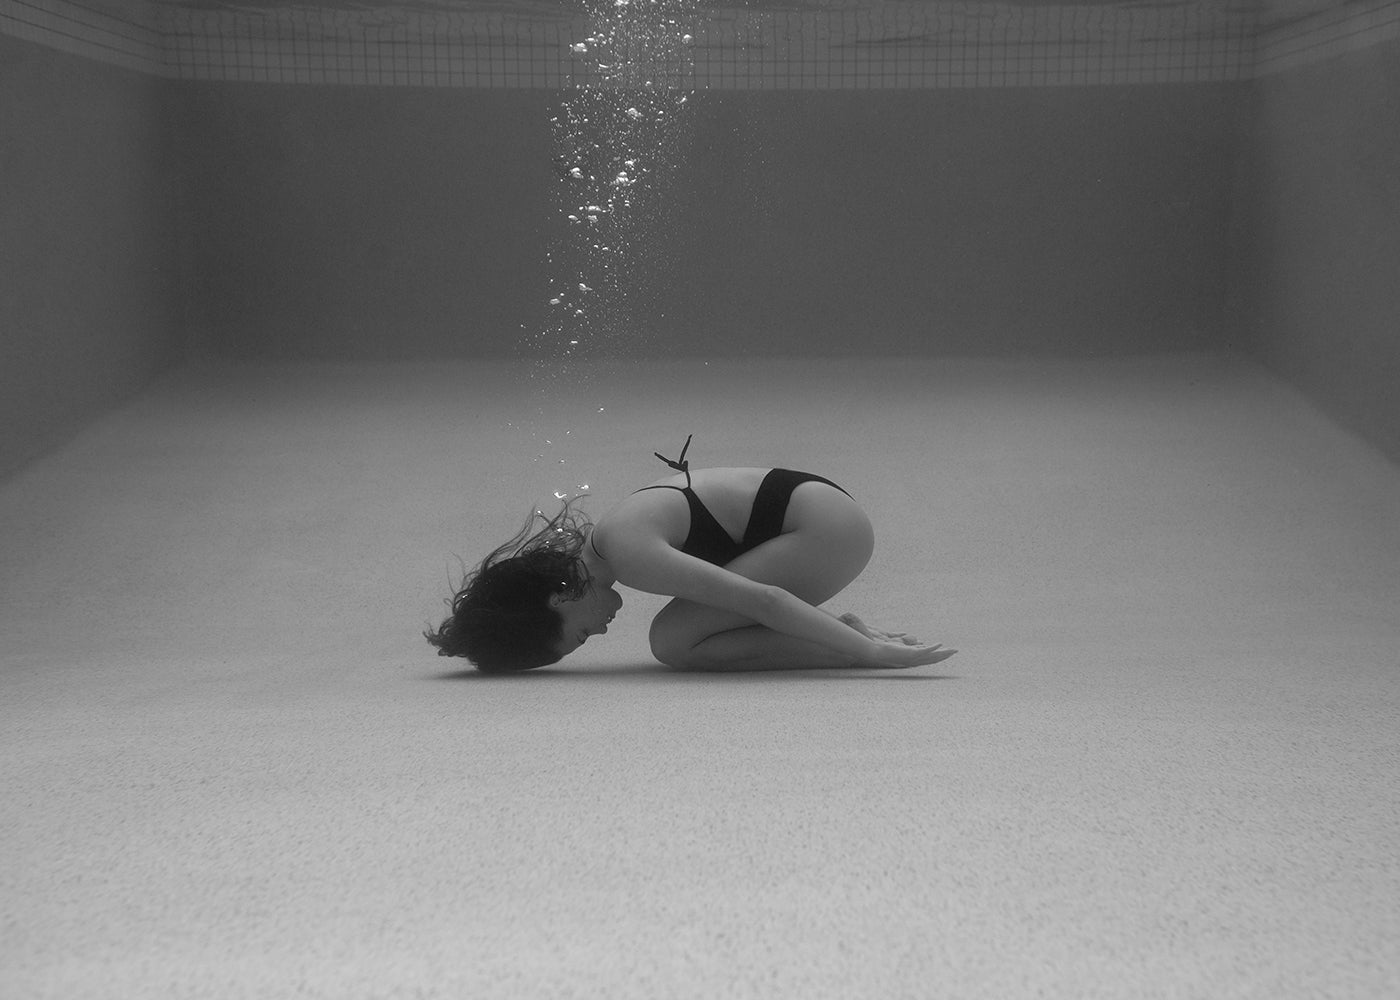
top-left (648, 607), bottom-right (689, 667)
top-left (649, 625), bottom-right (729, 671)
top-left (649, 596), bottom-right (756, 668)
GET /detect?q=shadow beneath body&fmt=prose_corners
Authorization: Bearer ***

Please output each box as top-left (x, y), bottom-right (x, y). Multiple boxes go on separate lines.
top-left (430, 660), bottom-right (960, 681)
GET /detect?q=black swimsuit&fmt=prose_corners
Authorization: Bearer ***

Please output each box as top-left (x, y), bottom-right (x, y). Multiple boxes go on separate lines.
top-left (598, 435), bottom-right (852, 567)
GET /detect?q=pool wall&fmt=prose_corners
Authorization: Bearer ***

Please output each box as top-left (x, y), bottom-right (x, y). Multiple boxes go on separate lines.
top-left (0, 32), bottom-right (184, 476)
top-left (165, 82), bottom-right (1240, 361)
top-left (2, 1), bottom-right (1398, 475)
top-left (1228, 34), bottom-right (1400, 463)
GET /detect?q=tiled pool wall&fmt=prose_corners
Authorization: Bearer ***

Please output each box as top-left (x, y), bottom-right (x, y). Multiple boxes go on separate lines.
top-left (3, 0), bottom-right (1397, 89)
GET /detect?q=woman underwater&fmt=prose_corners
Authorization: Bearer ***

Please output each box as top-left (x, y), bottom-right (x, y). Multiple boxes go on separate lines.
top-left (426, 437), bottom-right (956, 672)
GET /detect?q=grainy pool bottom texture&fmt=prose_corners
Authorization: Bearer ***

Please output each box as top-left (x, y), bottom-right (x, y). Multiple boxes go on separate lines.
top-left (2, 352), bottom-right (1397, 999)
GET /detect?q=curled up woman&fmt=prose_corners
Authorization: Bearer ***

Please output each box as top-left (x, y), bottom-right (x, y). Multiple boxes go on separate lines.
top-left (426, 436), bottom-right (956, 673)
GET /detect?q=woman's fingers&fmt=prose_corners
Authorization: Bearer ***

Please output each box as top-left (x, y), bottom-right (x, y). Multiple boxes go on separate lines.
top-left (869, 641), bottom-right (957, 668)
top-left (905, 646), bottom-right (955, 666)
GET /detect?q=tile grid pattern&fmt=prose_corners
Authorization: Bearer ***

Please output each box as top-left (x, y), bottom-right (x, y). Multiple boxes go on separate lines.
top-left (1, 0), bottom-right (165, 74)
top-left (2, 0), bottom-right (1396, 87)
top-left (1255, 0), bottom-right (1399, 75)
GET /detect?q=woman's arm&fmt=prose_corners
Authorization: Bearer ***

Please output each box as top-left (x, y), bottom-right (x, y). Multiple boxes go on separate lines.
top-left (606, 534), bottom-right (894, 664)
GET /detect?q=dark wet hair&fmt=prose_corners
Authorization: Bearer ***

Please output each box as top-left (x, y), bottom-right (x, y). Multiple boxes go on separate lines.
top-left (424, 497), bottom-right (593, 672)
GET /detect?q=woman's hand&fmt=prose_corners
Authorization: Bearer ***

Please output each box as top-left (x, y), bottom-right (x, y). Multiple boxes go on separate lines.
top-left (863, 639), bottom-right (957, 669)
top-left (838, 613), bottom-right (957, 669)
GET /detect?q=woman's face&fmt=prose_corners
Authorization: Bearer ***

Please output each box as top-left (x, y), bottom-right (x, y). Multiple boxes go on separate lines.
top-left (551, 581), bottom-right (624, 658)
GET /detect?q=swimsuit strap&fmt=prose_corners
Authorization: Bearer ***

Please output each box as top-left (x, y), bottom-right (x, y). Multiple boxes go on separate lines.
top-left (652, 433), bottom-right (693, 488)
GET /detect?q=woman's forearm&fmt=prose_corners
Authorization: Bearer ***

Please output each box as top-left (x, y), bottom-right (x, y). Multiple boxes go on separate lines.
top-left (758, 587), bottom-right (879, 662)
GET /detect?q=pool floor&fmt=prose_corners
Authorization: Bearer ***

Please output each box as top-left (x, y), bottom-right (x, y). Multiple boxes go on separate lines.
top-left (2, 352), bottom-right (1397, 998)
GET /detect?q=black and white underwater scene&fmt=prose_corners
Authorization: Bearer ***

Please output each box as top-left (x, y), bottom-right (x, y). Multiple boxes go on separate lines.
top-left (2, 0), bottom-right (1398, 997)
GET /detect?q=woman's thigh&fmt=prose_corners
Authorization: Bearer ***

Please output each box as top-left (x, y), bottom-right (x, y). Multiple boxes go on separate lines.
top-left (649, 482), bottom-right (874, 654)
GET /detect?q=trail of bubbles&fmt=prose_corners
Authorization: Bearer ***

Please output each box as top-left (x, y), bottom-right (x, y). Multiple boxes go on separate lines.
top-left (527, 0), bottom-right (698, 370)
top-left (519, 0), bottom-right (700, 492)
